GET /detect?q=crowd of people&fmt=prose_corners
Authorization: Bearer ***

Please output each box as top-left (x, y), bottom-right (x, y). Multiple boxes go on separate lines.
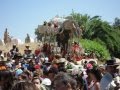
top-left (0, 42), bottom-right (120, 90)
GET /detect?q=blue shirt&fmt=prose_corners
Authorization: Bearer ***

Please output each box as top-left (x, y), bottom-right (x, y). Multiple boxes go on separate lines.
top-left (100, 73), bottom-right (113, 90)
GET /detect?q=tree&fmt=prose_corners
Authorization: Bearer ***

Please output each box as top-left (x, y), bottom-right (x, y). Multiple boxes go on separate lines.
top-left (113, 17), bottom-right (120, 30)
top-left (35, 28), bottom-right (42, 41)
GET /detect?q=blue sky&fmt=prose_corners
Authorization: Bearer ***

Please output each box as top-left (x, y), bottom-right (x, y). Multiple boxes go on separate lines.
top-left (0, 0), bottom-right (120, 41)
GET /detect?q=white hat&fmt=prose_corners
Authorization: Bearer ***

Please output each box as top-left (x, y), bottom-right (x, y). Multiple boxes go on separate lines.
top-left (12, 60), bottom-right (15, 63)
top-left (42, 78), bottom-right (51, 86)
top-left (45, 57), bottom-right (49, 61)
top-left (58, 58), bottom-right (66, 63)
top-left (44, 57), bottom-right (51, 64)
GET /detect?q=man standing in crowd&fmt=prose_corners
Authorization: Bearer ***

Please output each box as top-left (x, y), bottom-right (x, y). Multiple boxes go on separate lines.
top-left (23, 45), bottom-right (34, 59)
top-left (100, 59), bottom-right (120, 90)
top-left (10, 44), bottom-right (19, 58)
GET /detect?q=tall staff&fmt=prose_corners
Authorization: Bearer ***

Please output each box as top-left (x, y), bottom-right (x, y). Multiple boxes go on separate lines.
top-left (43, 21), bottom-right (47, 44)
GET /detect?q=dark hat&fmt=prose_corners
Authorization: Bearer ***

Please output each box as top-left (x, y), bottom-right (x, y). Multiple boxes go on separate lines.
top-left (24, 49), bottom-right (32, 52)
top-left (105, 59), bottom-right (120, 66)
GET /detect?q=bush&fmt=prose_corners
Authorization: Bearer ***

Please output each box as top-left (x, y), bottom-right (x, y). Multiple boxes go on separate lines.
top-left (79, 39), bottom-right (110, 61)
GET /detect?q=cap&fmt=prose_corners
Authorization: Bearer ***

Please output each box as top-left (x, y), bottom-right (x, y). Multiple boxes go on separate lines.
top-left (42, 78), bottom-right (51, 86)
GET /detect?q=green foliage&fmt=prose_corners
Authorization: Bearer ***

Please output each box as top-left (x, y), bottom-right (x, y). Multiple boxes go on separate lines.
top-left (70, 11), bottom-right (90, 27)
top-left (79, 39), bottom-right (110, 61)
top-left (68, 11), bottom-right (120, 58)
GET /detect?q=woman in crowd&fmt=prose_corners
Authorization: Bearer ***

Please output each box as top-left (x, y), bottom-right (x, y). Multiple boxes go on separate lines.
top-left (88, 69), bottom-right (102, 90)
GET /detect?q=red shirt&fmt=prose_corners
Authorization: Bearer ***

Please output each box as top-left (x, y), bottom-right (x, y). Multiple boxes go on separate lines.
top-left (35, 49), bottom-right (41, 56)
